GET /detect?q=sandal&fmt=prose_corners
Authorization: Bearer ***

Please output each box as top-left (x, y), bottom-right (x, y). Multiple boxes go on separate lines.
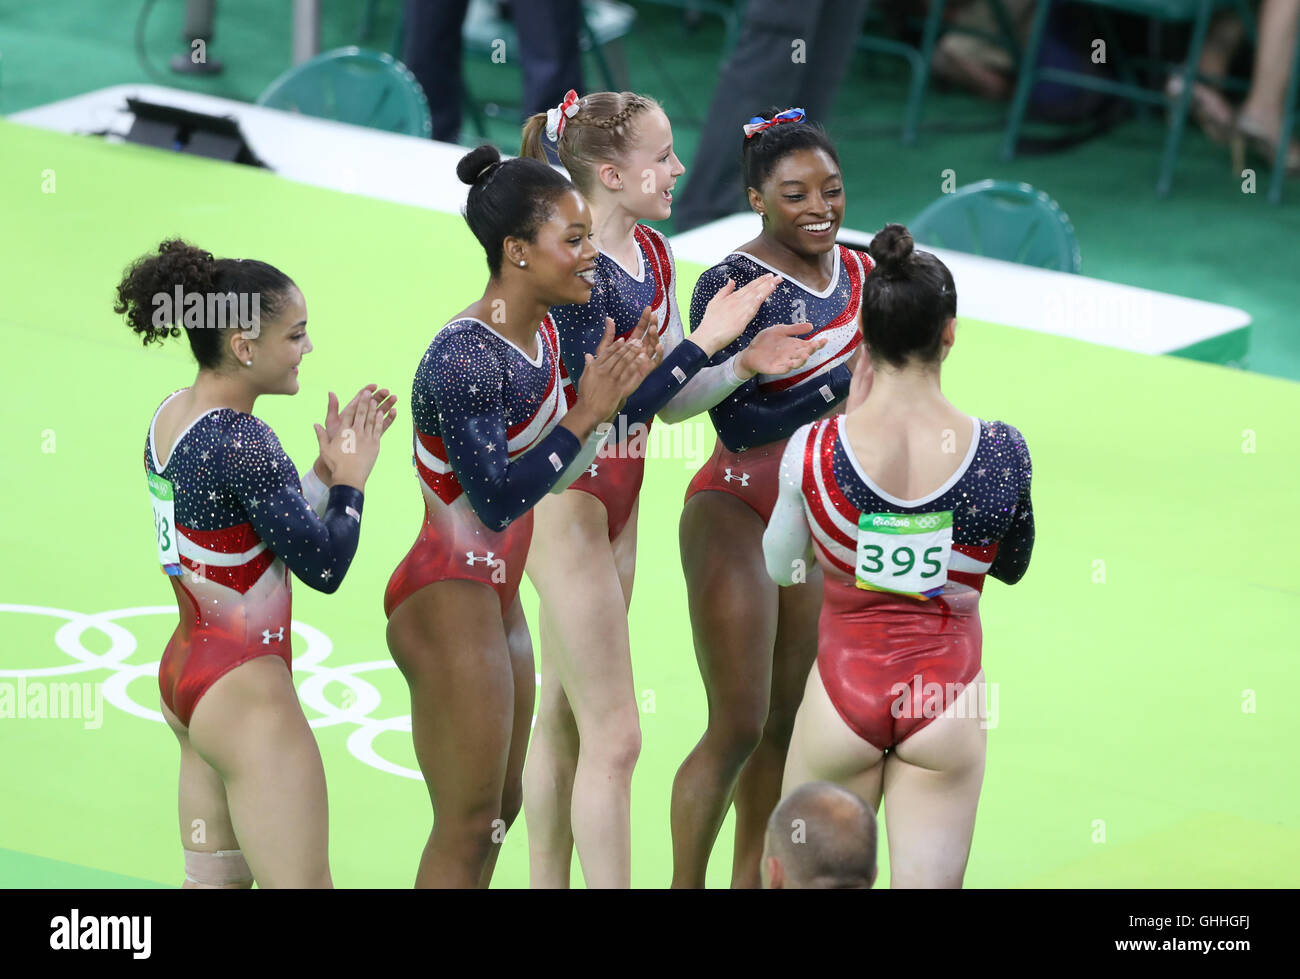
top-left (1230, 112), bottom-right (1300, 176)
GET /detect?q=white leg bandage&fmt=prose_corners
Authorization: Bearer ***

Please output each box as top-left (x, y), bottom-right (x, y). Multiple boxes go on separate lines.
top-left (184, 848), bottom-right (253, 887)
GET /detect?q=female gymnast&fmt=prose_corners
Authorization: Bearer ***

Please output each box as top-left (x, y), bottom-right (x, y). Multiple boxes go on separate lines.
top-left (765, 224), bottom-right (1035, 888)
top-left (383, 145), bottom-right (659, 888)
top-left (517, 90), bottom-right (826, 888)
top-left (119, 239), bottom-right (398, 888)
top-left (672, 109), bottom-right (873, 888)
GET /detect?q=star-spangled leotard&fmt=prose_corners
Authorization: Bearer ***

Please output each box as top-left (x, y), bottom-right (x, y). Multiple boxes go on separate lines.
top-left (764, 414), bottom-right (1035, 750)
top-left (685, 245), bottom-right (872, 522)
top-left (547, 224), bottom-right (750, 538)
top-left (384, 314), bottom-right (606, 615)
top-left (144, 390), bottom-right (365, 726)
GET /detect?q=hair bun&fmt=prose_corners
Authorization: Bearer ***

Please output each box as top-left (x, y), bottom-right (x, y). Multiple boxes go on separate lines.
top-left (868, 223), bottom-right (914, 278)
top-left (457, 144), bottom-right (503, 186)
top-left (114, 238), bottom-right (220, 347)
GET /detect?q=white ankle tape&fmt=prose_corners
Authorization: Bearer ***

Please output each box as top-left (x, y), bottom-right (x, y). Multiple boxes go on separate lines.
top-left (184, 848), bottom-right (253, 886)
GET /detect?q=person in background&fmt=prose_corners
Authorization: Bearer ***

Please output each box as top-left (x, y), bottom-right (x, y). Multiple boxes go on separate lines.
top-left (403, 0), bottom-right (586, 143)
top-left (674, 0), bottom-right (870, 232)
top-left (761, 781), bottom-right (878, 889)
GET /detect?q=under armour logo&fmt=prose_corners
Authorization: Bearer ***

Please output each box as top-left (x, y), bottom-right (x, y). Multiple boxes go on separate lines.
top-left (586, 463), bottom-right (599, 478)
top-left (261, 627), bottom-right (285, 644)
top-left (723, 468), bottom-right (750, 486)
top-left (466, 551), bottom-right (496, 566)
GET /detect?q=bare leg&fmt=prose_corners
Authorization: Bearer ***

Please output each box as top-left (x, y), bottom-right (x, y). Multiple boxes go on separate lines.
top-left (521, 600), bottom-right (580, 887)
top-left (1187, 13), bottom-right (1244, 138)
top-left (162, 699), bottom-right (251, 889)
top-left (525, 491), bottom-right (641, 888)
top-left (1199, 12), bottom-right (1245, 78)
top-left (780, 665), bottom-right (885, 809)
top-left (477, 595), bottom-right (537, 888)
top-left (184, 655), bottom-right (332, 888)
top-left (729, 564), bottom-right (823, 888)
top-left (523, 497), bottom-right (638, 888)
top-left (671, 492), bottom-right (778, 888)
top-left (883, 670), bottom-right (988, 889)
top-left (1241, 0), bottom-right (1300, 133)
top-left (387, 580), bottom-right (517, 888)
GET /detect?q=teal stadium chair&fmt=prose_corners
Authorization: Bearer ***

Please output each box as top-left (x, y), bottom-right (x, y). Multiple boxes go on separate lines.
top-left (909, 179), bottom-right (1083, 273)
top-left (257, 47), bottom-right (433, 138)
top-left (999, 0), bottom-right (1259, 197)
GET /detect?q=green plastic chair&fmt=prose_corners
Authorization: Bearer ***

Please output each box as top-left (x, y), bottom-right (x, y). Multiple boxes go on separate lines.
top-left (909, 180), bottom-right (1083, 273)
top-left (1000, 0), bottom-right (1257, 197)
top-left (257, 47), bottom-right (432, 138)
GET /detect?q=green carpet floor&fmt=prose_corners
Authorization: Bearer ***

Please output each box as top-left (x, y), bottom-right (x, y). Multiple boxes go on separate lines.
top-left (2, 115), bottom-right (1298, 889)
top-left (1, 0), bottom-right (1297, 381)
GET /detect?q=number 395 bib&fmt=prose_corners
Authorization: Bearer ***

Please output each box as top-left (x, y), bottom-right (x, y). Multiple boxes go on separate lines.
top-left (855, 511), bottom-right (953, 599)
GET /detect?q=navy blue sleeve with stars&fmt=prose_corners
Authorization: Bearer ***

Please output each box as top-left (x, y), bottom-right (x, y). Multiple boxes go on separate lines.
top-left (692, 262), bottom-right (852, 452)
top-left (550, 252), bottom-right (707, 432)
top-left (987, 425), bottom-right (1035, 584)
top-left (425, 326), bottom-right (582, 530)
top-left (220, 414), bottom-right (364, 595)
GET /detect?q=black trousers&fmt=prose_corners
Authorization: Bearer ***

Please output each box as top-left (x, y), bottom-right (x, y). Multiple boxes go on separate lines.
top-left (674, 0), bottom-right (870, 232)
top-left (402, 0), bottom-right (586, 142)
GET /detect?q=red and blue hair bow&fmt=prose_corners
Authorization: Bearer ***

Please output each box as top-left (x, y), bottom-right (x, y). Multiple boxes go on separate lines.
top-left (743, 107), bottom-right (806, 139)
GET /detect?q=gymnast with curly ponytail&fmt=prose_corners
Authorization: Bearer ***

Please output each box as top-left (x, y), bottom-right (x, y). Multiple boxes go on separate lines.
top-left (119, 238), bottom-right (398, 888)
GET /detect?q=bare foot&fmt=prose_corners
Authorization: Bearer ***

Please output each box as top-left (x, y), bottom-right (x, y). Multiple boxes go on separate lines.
top-left (1167, 75), bottom-right (1235, 144)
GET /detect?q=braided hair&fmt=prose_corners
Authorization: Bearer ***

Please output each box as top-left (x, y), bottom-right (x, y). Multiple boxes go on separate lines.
top-left (520, 91), bottom-right (661, 195)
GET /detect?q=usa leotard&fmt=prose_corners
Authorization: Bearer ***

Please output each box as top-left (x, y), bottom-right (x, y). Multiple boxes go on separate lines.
top-left (684, 245), bottom-right (872, 522)
top-left (548, 224), bottom-right (751, 538)
top-left (384, 315), bottom-right (607, 615)
top-left (766, 415), bottom-right (1035, 751)
top-left (144, 391), bottom-right (365, 727)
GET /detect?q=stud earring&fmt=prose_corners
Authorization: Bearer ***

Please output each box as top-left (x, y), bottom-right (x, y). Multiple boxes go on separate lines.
top-left (519, 260), bottom-right (527, 268)
top-left (245, 360), bottom-right (253, 366)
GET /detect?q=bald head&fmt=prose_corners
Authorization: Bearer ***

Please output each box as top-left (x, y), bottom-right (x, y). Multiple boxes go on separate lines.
top-left (762, 782), bottom-right (878, 889)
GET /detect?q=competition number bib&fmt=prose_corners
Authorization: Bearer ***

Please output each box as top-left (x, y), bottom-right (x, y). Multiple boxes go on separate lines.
top-left (148, 472), bottom-right (183, 576)
top-left (855, 511), bottom-right (952, 599)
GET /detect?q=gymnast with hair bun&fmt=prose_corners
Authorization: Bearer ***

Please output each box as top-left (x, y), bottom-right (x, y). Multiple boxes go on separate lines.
top-left (383, 144), bottom-right (657, 888)
top-left (766, 223), bottom-right (1035, 888)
